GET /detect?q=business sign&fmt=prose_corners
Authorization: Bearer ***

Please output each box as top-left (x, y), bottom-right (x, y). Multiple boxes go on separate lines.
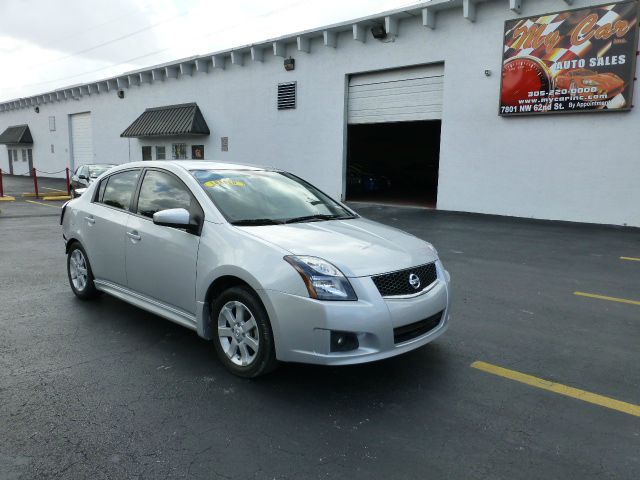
top-left (499, 1), bottom-right (639, 116)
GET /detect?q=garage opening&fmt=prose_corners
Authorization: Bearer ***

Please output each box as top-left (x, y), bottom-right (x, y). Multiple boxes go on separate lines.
top-left (346, 64), bottom-right (443, 207)
top-left (347, 121), bottom-right (441, 207)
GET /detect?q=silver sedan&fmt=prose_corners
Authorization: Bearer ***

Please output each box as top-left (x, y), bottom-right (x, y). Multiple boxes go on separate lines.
top-left (61, 161), bottom-right (451, 377)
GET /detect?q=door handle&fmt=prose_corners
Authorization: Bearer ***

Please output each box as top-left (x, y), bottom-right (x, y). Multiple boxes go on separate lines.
top-left (127, 231), bottom-right (141, 241)
top-left (84, 216), bottom-right (95, 225)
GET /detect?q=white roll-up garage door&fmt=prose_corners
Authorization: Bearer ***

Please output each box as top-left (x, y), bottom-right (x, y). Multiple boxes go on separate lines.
top-left (70, 112), bottom-right (94, 168)
top-left (348, 64), bottom-right (444, 124)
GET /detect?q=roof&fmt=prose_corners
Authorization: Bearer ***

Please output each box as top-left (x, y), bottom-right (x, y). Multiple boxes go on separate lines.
top-left (120, 103), bottom-right (210, 138)
top-left (0, 124), bottom-right (33, 144)
top-left (121, 160), bottom-right (267, 171)
top-left (0, 0), bottom-right (513, 111)
top-left (172, 161), bottom-right (267, 171)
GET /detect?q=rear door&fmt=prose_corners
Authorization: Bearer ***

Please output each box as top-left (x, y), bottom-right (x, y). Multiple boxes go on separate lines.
top-left (82, 169), bottom-right (141, 286)
top-left (125, 169), bottom-right (202, 314)
top-left (7, 149), bottom-right (13, 174)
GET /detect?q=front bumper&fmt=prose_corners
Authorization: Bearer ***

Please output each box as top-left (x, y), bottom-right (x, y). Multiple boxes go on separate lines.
top-left (260, 265), bottom-right (451, 365)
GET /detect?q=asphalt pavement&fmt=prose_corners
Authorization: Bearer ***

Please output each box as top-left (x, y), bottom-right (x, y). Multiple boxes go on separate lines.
top-left (0, 199), bottom-right (639, 479)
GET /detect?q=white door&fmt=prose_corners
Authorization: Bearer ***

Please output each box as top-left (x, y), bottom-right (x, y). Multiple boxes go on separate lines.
top-left (348, 64), bottom-right (444, 124)
top-left (7, 149), bottom-right (14, 174)
top-left (70, 112), bottom-right (94, 169)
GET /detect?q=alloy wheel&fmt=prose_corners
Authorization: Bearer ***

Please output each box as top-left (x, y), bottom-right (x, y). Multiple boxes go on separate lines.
top-left (69, 249), bottom-right (88, 292)
top-left (217, 301), bottom-right (260, 366)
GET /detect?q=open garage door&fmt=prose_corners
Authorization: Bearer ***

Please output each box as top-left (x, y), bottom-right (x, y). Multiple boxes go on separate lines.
top-left (346, 64), bottom-right (443, 207)
top-left (348, 64), bottom-right (444, 124)
top-left (70, 112), bottom-right (94, 170)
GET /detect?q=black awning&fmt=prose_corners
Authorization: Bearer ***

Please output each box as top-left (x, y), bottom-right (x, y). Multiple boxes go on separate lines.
top-left (120, 102), bottom-right (210, 138)
top-left (0, 124), bottom-right (33, 144)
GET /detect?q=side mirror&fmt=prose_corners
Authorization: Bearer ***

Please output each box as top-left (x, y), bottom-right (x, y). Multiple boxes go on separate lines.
top-left (78, 174), bottom-right (88, 180)
top-left (153, 208), bottom-right (201, 234)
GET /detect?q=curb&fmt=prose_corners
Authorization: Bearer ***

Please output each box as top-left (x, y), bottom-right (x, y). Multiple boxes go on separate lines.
top-left (0, 196), bottom-right (16, 201)
top-left (42, 195), bottom-right (71, 201)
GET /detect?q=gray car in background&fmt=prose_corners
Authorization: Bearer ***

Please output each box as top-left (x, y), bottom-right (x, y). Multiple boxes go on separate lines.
top-left (61, 161), bottom-right (451, 377)
top-left (70, 164), bottom-right (116, 197)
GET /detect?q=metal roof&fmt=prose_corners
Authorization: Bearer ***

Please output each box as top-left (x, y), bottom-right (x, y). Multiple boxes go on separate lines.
top-left (0, 124), bottom-right (33, 144)
top-left (120, 103), bottom-right (210, 138)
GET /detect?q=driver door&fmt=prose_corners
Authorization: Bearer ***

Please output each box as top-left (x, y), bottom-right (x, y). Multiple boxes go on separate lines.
top-left (124, 169), bottom-right (203, 315)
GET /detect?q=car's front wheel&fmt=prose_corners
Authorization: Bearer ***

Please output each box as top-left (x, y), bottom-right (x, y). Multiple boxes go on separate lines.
top-left (211, 286), bottom-right (277, 378)
top-left (66, 243), bottom-right (99, 300)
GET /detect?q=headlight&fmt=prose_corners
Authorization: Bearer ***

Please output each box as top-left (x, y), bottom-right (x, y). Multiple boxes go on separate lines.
top-left (284, 256), bottom-right (357, 301)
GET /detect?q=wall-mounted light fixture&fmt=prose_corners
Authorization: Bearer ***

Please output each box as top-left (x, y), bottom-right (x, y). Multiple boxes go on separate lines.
top-left (484, 69), bottom-right (492, 77)
top-left (34, 106), bottom-right (40, 113)
top-left (117, 89), bottom-right (125, 99)
top-left (371, 24), bottom-right (387, 40)
top-left (284, 57), bottom-right (295, 71)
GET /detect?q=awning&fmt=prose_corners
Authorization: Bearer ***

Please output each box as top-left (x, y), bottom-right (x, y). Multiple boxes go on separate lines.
top-left (120, 102), bottom-right (210, 138)
top-left (0, 124), bottom-right (33, 145)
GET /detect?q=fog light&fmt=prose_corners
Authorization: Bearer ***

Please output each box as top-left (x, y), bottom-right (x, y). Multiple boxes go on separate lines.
top-left (330, 331), bottom-right (359, 352)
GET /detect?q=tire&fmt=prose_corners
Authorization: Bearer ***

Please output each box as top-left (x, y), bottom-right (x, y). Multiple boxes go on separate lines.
top-left (66, 242), bottom-right (99, 300)
top-left (211, 286), bottom-right (278, 378)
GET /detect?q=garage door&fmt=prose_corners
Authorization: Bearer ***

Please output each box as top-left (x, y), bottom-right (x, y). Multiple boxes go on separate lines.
top-left (70, 112), bottom-right (94, 169)
top-left (348, 64), bottom-right (444, 124)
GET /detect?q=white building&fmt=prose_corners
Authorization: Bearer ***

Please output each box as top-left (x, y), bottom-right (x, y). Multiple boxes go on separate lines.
top-left (1, 0), bottom-right (638, 227)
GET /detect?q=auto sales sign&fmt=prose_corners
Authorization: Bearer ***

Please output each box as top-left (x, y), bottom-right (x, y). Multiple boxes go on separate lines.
top-left (499, 1), bottom-right (639, 116)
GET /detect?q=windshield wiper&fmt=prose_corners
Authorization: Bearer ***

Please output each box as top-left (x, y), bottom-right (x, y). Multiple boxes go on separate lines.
top-left (284, 214), bottom-right (354, 224)
top-left (231, 218), bottom-right (284, 226)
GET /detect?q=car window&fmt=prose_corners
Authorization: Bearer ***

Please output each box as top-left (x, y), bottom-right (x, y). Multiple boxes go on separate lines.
top-left (100, 170), bottom-right (140, 211)
top-left (96, 177), bottom-right (108, 202)
top-left (87, 165), bottom-right (112, 178)
top-left (136, 170), bottom-right (195, 219)
top-left (191, 169), bottom-right (353, 224)
top-left (76, 166), bottom-right (85, 177)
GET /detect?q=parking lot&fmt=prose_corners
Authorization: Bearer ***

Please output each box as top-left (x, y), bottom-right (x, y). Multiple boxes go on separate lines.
top-left (1, 190), bottom-right (639, 479)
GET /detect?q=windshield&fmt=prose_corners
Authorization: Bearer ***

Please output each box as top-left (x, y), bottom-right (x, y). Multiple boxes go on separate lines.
top-left (191, 169), bottom-right (356, 225)
top-left (88, 165), bottom-right (112, 178)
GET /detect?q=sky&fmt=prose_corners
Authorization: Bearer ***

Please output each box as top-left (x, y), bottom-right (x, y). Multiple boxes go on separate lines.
top-left (0, 0), bottom-right (424, 102)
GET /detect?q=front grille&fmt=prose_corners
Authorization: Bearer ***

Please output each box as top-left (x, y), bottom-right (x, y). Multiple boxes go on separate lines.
top-left (393, 311), bottom-right (443, 344)
top-left (372, 262), bottom-right (437, 297)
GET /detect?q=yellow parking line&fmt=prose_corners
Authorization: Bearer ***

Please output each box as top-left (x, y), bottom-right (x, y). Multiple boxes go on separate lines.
top-left (24, 200), bottom-right (61, 209)
top-left (574, 291), bottom-right (640, 306)
top-left (41, 186), bottom-right (67, 193)
top-left (620, 256), bottom-right (640, 262)
top-left (471, 361), bottom-right (640, 417)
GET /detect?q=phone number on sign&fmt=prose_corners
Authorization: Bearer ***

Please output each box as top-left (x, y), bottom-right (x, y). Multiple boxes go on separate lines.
top-left (528, 87), bottom-right (599, 97)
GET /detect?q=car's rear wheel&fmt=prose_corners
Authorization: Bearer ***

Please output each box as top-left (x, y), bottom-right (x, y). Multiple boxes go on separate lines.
top-left (67, 243), bottom-right (99, 300)
top-left (211, 286), bottom-right (277, 378)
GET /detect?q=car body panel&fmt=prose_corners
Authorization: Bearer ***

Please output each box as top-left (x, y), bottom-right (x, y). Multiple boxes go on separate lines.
top-left (62, 160), bottom-right (451, 367)
top-left (125, 215), bottom-right (201, 314)
top-left (236, 218), bottom-right (437, 277)
top-left (78, 202), bottom-right (130, 286)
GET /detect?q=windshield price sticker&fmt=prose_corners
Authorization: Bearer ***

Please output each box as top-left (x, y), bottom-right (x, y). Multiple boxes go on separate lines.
top-left (204, 179), bottom-right (246, 188)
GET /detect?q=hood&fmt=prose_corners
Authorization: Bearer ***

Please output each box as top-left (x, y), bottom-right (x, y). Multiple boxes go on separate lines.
top-left (237, 217), bottom-right (437, 277)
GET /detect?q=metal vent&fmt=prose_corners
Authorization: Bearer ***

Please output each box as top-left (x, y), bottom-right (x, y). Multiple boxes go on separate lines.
top-left (277, 82), bottom-right (296, 110)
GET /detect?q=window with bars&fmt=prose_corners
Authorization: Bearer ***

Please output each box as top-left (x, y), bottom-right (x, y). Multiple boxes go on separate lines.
top-left (277, 82), bottom-right (297, 110)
